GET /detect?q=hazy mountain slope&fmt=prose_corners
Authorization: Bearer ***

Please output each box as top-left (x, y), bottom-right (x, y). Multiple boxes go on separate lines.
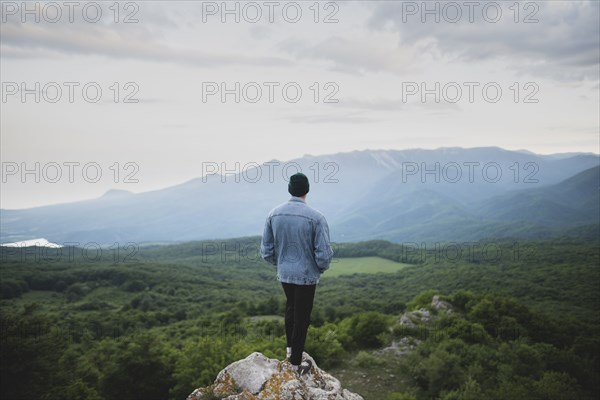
top-left (332, 165), bottom-right (599, 242)
top-left (475, 165), bottom-right (600, 228)
top-left (1, 148), bottom-right (598, 244)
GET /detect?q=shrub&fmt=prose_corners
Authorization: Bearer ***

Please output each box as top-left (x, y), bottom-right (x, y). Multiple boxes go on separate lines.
top-left (340, 311), bottom-right (390, 349)
top-left (353, 351), bottom-right (385, 367)
top-left (387, 393), bottom-right (417, 400)
top-left (122, 280), bottom-right (147, 292)
top-left (0, 279), bottom-right (27, 299)
top-left (407, 290), bottom-right (438, 311)
top-left (305, 323), bottom-right (345, 368)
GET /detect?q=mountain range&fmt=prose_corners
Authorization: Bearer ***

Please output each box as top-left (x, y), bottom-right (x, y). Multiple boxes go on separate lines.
top-left (1, 147), bottom-right (598, 244)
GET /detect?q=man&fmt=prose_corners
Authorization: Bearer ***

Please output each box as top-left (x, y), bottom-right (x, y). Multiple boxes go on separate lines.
top-left (260, 172), bottom-right (334, 375)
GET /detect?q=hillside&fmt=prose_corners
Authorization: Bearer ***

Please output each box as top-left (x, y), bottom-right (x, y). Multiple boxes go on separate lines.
top-left (476, 165), bottom-right (600, 227)
top-left (336, 165), bottom-right (600, 242)
top-left (1, 147), bottom-right (598, 244)
top-left (1, 237), bottom-right (598, 400)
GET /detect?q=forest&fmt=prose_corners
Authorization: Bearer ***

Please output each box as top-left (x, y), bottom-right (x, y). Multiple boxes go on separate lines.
top-left (1, 235), bottom-right (598, 399)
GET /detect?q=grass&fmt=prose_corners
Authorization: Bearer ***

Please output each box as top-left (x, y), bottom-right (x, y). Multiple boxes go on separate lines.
top-left (247, 315), bottom-right (284, 323)
top-left (326, 257), bottom-right (411, 277)
top-left (328, 350), bottom-right (411, 400)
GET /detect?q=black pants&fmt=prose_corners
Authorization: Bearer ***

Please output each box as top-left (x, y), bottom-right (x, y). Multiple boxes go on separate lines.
top-left (281, 282), bottom-right (316, 366)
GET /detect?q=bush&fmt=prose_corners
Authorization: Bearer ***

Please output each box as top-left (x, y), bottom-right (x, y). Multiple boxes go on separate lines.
top-left (99, 334), bottom-right (175, 400)
top-left (122, 280), bottom-right (147, 292)
top-left (387, 393), bottom-right (417, 400)
top-left (407, 290), bottom-right (438, 311)
top-left (53, 280), bottom-right (68, 293)
top-left (340, 312), bottom-right (390, 349)
top-left (449, 290), bottom-right (475, 310)
top-left (305, 323), bottom-right (345, 368)
top-left (46, 379), bottom-right (103, 400)
top-left (353, 351), bottom-right (385, 367)
top-left (534, 371), bottom-right (583, 400)
top-left (0, 279), bottom-right (27, 299)
top-left (76, 300), bottom-right (113, 311)
top-left (66, 283), bottom-right (90, 302)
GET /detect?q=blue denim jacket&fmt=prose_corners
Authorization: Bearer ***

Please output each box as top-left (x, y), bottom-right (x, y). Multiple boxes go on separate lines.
top-left (261, 196), bottom-right (334, 285)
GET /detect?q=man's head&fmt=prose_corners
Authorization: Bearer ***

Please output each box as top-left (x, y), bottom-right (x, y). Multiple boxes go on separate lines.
top-left (288, 173), bottom-right (310, 198)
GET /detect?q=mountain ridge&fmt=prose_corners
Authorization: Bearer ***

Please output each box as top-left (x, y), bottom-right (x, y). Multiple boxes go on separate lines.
top-left (1, 147), bottom-right (598, 244)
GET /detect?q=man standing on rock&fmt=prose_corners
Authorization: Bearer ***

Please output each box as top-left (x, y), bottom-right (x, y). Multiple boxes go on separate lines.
top-left (260, 172), bottom-right (334, 375)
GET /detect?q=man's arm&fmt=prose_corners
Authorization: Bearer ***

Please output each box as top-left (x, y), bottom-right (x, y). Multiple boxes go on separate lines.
top-left (260, 216), bottom-right (277, 266)
top-left (314, 216), bottom-right (334, 273)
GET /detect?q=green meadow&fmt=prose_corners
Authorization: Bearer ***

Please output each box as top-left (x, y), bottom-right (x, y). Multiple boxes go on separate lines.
top-left (327, 256), bottom-right (411, 277)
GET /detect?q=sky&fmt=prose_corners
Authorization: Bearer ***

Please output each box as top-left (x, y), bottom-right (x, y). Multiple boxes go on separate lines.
top-left (1, 0), bottom-right (599, 208)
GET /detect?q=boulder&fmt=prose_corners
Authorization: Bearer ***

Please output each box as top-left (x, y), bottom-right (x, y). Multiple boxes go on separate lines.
top-left (186, 352), bottom-right (364, 400)
top-left (431, 295), bottom-right (453, 313)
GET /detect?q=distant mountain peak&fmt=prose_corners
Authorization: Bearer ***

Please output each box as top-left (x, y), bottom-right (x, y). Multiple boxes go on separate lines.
top-left (515, 149), bottom-right (536, 155)
top-left (369, 150), bottom-right (402, 169)
top-left (2, 147), bottom-right (598, 244)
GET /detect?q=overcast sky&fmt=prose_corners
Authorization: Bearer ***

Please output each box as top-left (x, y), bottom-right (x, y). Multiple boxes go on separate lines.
top-left (1, 0), bottom-right (599, 208)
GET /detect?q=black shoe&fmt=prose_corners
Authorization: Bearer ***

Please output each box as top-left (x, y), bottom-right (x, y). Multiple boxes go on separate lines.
top-left (297, 360), bottom-right (312, 376)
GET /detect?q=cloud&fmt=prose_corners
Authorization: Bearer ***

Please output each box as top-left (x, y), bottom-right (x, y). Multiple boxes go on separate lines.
top-left (367, 0), bottom-right (600, 81)
top-left (278, 34), bottom-right (419, 75)
top-left (282, 112), bottom-right (376, 124)
top-left (0, 17), bottom-right (291, 68)
top-left (334, 97), bottom-right (460, 115)
top-left (336, 98), bottom-right (407, 111)
top-left (280, 94), bottom-right (460, 124)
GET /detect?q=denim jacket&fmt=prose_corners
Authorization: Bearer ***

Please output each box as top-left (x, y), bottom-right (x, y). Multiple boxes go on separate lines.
top-left (261, 196), bottom-right (334, 285)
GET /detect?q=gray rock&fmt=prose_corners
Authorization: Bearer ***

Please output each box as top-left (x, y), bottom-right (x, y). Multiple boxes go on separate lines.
top-left (378, 337), bottom-right (422, 357)
top-left (399, 313), bottom-right (416, 328)
top-left (398, 307), bottom-right (431, 328)
top-left (431, 295), bottom-right (453, 312)
top-left (416, 308), bottom-right (430, 321)
top-left (216, 352), bottom-right (279, 394)
top-left (186, 352), bottom-right (364, 400)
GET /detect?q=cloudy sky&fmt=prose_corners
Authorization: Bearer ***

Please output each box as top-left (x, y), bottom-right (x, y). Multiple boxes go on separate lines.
top-left (1, 0), bottom-right (599, 208)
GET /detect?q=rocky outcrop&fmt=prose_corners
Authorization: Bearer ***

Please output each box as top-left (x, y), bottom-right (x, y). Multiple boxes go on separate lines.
top-left (392, 295), bottom-right (458, 346)
top-left (398, 295), bottom-right (455, 331)
top-left (431, 295), bottom-right (453, 313)
top-left (377, 336), bottom-right (421, 357)
top-left (398, 308), bottom-right (431, 329)
top-left (186, 352), bottom-right (364, 400)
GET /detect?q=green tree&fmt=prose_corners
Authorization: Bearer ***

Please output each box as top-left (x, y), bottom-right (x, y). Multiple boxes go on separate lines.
top-left (99, 334), bottom-right (175, 400)
top-left (170, 336), bottom-right (236, 400)
top-left (0, 306), bottom-right (66, 399)
top-left (305, 323), bottom-right (345, 368)
top-left (534, 371), bottom-right (583, 400)
top-left (340, 311), bottom-right (390, 349)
